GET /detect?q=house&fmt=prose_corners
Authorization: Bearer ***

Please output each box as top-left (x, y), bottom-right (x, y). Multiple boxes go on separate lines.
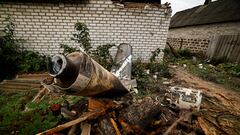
top-left (167, 0), bottom-right (240, 54)
top-left (0, 0), bottom-right (171, 61)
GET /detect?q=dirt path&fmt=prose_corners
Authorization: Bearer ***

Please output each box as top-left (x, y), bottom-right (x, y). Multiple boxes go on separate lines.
top-left (171, 66), bottom-right (240, 114)
top-left (169, 67), bottom-right (240, 135)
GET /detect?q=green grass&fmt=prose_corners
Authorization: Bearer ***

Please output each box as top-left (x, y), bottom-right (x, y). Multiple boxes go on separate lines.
top-left (0, 90), bottom-right (84, 135)
top-left (173, 58), bottom-right (240, 92)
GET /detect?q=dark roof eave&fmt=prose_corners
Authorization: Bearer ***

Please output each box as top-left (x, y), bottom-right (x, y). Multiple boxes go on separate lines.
top-left (169, 19), bottom-right (240, 29)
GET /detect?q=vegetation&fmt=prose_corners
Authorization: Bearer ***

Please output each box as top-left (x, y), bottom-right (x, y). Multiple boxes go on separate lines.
top-left (92, 44), bottom-right (116, 71)
top-left (0, 16), bottom-right (47, 81)
top-left (60, 22), bottom-right (116, 70)
top-left (132, 59), bottom-right (151, 94)
top-left (71, 22), bottom-right (92, 54)
top-left (0, 90), bottom-right (83, 134)
top-left (164, 47), bottom-right (240, 91)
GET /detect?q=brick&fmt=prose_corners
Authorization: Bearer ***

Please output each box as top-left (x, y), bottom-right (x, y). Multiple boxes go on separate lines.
top-left (0, 2), bottom-right (169, 61)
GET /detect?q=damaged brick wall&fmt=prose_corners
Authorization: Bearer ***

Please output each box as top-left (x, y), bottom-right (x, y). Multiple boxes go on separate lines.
top-left (0, 0), bottom-right (171, 61)
top-left (167, 22), bottom-right (240, 54)
top-left (167, 38), bottom-right (209, 54)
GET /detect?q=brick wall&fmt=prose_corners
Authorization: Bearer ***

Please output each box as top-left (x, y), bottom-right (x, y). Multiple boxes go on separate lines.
top-left (167, 22), bottom-right (240, 54)
top-left (167, 38), bottom-right (209, 54)
top-left (0, 0), bottom-right (171, 61)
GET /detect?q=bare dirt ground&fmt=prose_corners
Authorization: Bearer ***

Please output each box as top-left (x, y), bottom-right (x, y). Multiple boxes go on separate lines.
top-left (169, 67), bottom-right (240, 135)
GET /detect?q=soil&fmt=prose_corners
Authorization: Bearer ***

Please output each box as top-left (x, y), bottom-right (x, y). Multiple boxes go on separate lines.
top-left (168, 66), bottom-right (240, 135)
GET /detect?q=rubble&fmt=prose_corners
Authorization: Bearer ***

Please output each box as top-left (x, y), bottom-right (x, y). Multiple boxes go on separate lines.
top-left (167, 86), bottom-right (202, 110)
top-left (33, 46), bottom-right (239, 135)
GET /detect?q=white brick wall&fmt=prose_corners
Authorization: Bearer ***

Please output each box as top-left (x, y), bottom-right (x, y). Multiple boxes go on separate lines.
top-left (0, 0), bottom-right (171, 61)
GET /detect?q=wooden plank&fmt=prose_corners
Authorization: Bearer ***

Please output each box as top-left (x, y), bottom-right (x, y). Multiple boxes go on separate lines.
top-left (214, 35), bottom-right (223, 59)
top-left (81, 123), bottom-right (91, 135)
top-left (197, 117), bottom-right (212, 135)
top-left (234, 35), bottom-right (240, 63)
top-left (229, 36), bottom-right (240, 62)
top-left (207, 34), bottom-right (240, 63)
top-left (223, 35), bottom-right (233, 60)
top-left (218, 35), bottom-right (227, 59)
top-left (226, 35), bottom-right (236, 60)
top-left (218, 35), bottom-right (228, 59)
top-left (206, 35), bottom-right (219, 59)
top-left (37, 111), bottom-right (97, 135)
top-left (110, 118), bottom-right (122, 135)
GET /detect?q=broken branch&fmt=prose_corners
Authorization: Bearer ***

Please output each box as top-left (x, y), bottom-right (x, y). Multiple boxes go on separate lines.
top-left (37, 111), bottom-right (97, 135)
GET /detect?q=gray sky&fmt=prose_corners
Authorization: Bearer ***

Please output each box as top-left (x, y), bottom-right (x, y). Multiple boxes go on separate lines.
top-left (162, 0), bottom-right (205, 16)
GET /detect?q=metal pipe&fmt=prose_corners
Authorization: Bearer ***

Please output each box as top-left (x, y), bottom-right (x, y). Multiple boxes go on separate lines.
top-left (46, 51), bottom-right (128, 97)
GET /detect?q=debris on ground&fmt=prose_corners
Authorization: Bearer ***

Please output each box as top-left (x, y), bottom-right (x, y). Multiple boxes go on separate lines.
top-left (1, 46), bottom-right (240, 135)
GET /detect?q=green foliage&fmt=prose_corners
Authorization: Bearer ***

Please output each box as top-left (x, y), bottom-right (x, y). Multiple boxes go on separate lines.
top-left (177, 48), bottom-right (192, 58)
top-left (148, 48), bottom-right (171, 78)
top-left (132, 59), bottom-right (150, 94)
top-left (0, 91), bottom-right (60, 134)
top-left (0, 16), bottom-right (21, 80)
top-left (173, 58), bottom-right (240, 92)
top-left (71, 22), bottom-right (92, 54)
top-left (217, 63), bottom-right (240, 77)
top-left (147, 62), bottom-right (171, 78)
top-left (0, 16), bottom-right (47, 81)
top-left (209, 57), bottom-right (229, 65)
top-left (0, 91), bottom-right (84, 134)
top-left (60, 44), bottom-right (78, 55)
top-left (150, 48), bottom-right (162, 63)
top-left (92, 44), bottom-right (116, 70)
top-left (61, 22), bottom-right (116, 70)
top-left (19, 51), bottom-right (47, 73)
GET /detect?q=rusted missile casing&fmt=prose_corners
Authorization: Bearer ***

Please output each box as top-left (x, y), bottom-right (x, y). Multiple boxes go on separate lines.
top-left (47, 52), bottom-right (128, 97)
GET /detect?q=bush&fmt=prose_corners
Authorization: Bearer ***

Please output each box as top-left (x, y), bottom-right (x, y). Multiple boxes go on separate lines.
top-left (92, 44), bottom-right (116, 71)
top-left (132, 59), bottom-right (151, 94)
top-left (18, 51), bottom-right (47, 73)
top-left (71, 22), bottom-right (92, 54)
top-left (217, 63), bottom-right (240, 77)
top-left (60, 44), bottom-right (78, 55)
top-left (60, 22), bottom-right (116, 70)
top-left (150, 48), bottom-right (162, 63)
top-left (177, 48), bottom-right (192, 58)
top-left (146, 62), bottom-right (171, 78)
top-left (0, 16), bottom-right (47, 81)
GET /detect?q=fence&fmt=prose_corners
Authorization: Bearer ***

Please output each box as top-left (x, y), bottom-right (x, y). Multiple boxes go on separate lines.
top-left (206, 34), bottom-right (240, 63)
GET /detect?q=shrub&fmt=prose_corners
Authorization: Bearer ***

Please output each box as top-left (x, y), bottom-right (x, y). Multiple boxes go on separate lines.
top-left (60, 22), bottom-right (115, 70)
top-left (60, 44), bottom-right (78, 55)
top-left (150, 48), bottom-right (162, 63)
top-left (177, 48), bottom-right (192, 58)
top-left (132, 59), bottom-right (150, 94)
top-left (18, 51), bottom-right (47, 73)
top-left (71, 22), bottom-right (92, 54)
top-left (146, 62), bottom-right (171, 78)
top-left (92, 44), bottom-right (116, 71)
top-left (0, 16), bottom-right (21, 80)
top-left (0, 16), bottom-right (47, 81)
top-left (218, 63), bottom-right (240, 77)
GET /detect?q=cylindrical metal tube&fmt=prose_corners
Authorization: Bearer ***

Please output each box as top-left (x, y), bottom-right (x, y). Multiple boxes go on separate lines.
top-left (46, 52), bottom-right (128, 97)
